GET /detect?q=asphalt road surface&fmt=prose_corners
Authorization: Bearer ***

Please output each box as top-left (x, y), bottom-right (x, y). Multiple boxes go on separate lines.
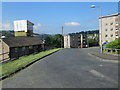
top-left (2, 48), bottom-right (118, 88)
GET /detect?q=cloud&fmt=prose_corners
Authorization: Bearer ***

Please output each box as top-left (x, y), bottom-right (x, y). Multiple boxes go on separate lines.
top-left (33, 23), bottom-right (42, 30)
top-left (64, 22), bottom-right (80, 26)
top-left (0, 22), bottom-right (13, 30)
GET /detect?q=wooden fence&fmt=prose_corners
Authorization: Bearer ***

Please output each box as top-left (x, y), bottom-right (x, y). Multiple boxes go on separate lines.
top-left (0, 52), bottom-right (10, 63)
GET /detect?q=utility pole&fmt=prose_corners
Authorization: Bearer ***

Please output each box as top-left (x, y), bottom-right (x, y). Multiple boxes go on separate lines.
top-left (87, 31), bottom-right (89, 48)
top-left (61, 26), bottom-right (63, 48)
top-left (100, 8), bottom-right (103, 53)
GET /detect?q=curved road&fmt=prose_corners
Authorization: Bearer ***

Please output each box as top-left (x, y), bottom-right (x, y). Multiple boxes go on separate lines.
top-left (2, 48), bottom-right (118, 88)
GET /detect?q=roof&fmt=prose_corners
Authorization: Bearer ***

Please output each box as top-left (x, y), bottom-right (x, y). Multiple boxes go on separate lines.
top-left (3, 36), bottom-right (43, 47)
top-left (99, 12), bottom-right (120, 19)
top-left (14, 20), bottom-right (34, 25)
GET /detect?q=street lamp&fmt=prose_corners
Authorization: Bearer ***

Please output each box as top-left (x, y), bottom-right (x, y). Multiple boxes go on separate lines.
top-left (61, 26), bottom-right (63, 48)
top-left (91, 5), bottom-right (96, 8)
top-left (90, 5), bottom-right (103, 53)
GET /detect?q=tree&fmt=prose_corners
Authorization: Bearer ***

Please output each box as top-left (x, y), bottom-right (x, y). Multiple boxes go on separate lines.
top-left (87, 38), bottom-right (99, 47)
top-left (53, 34), bottom-right (63, 48)
top-left (45, 34), bottom-right (63, 48)
top-left (45, 35), bottom-right (54, 47)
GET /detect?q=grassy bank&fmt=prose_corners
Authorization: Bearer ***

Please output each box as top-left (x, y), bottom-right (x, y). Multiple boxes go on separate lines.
top-left (0, 48), bottom-right (63, 78)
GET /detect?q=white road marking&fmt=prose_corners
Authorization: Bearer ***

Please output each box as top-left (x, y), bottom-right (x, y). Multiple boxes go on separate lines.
top-left (98, 64), bottom-right (103, 67)
top-left (89, 69), bottom-right (118, 84)
top-left (90, 70), bottom-right (105, 78)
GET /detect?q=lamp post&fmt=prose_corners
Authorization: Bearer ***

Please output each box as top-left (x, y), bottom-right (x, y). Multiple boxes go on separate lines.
top-left (87, 31), bottom-right (89, 48)
top-left (61, 26), bottom-right (63, 48)
top-left (91, 5), bottom-right (103, 53)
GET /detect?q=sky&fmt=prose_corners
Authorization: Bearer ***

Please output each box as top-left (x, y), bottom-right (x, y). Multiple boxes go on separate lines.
top-left (1, 2), bottom-right (119, 34)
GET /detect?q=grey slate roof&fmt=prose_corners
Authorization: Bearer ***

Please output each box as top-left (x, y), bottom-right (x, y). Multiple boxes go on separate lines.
top-left (3, 36), bottom-right (43, 47)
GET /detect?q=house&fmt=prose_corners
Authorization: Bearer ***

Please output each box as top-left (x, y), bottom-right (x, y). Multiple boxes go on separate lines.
top-left (0, 20), bottom-right (44, 62)
top-left (64, 34), bottom-right (87, 48)
top-left (0, 36), bottom-right (43, 62)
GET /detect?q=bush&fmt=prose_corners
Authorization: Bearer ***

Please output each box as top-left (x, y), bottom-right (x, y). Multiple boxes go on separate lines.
top-left (106, 38), bottom-right (120, 49)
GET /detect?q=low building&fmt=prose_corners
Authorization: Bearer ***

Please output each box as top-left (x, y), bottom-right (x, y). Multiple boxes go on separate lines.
top-left (64, 34), bottom-right (87, 48)
top-left (99, 13), bottom-right (120, 46)
top-left (0, 36), bottom-right (43, 62)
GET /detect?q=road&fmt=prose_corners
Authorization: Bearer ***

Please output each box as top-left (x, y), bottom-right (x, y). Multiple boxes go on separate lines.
top-left (2, 48), bottom-right (118, 88)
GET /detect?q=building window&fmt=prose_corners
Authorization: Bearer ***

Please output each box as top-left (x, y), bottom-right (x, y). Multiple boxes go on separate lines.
top-left (111, 28), bottom-right (113, 31)
top-left (36, 46), bottom-right (38, 48)
top-left (105, 35), bottom-right (108, 37)
top-left (15, 48), bottom-right (18, 52)
top-left (105, 23), bottom-right (108, 26)
top-left (22, 47), bottom-right (26, 51)
top-left (116, 28), bottom-right (118, 30)
top-left (110, 23), bottom-right (113, 25)
top-left (116, 22), bottom-right (118, 25)
top-left (105, 29), bottom-right (108, 31)
top-left (29, 46), bottom-right (32, 49)
top-left (111, 34), bottom-right (113, 37)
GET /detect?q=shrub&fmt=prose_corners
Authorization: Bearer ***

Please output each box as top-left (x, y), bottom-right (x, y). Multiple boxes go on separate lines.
top-left (106, 38), bottom-right (120, 49)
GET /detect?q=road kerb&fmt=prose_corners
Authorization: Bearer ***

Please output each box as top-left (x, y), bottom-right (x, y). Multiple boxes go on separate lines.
top-left (88, 53), bottom-right (119, 63)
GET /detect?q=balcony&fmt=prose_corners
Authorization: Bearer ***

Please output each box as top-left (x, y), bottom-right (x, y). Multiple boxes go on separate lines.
top-left (116, 34), bottom-right (119, 38)
top-left (116, 36), bottom-right (119, 38)
top-left (115, 18), bottom-right (118, 22)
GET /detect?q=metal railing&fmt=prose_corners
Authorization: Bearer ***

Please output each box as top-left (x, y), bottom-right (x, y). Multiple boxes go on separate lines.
top-left (103, 48), bottom-right (120, 54)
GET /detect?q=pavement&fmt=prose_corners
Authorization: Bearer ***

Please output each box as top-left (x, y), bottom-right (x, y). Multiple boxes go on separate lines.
top-left (89, 51), bottom-right (119, 61)
top-left (2, 48), bottom-right (118, 88)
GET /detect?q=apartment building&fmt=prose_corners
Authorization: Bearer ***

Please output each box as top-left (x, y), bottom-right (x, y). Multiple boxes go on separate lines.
top-left (14, 20), bottom-right (34, 36)
top-left (64, 34), bottom-right (87, 48)
top-left (99, 13), bottom-right (120, 46)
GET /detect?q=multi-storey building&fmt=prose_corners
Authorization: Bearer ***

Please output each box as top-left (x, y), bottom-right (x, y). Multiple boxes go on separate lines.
top-left (64, 34), bottom-right (87, 48)
top-left (99, 13), bottom-right (120, 46)
top-left (14, 20), bottom-right (34, 36)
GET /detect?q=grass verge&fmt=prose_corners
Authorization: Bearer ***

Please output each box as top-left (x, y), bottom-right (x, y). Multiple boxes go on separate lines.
top-left (0, 48), bottom-right (63, 79)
